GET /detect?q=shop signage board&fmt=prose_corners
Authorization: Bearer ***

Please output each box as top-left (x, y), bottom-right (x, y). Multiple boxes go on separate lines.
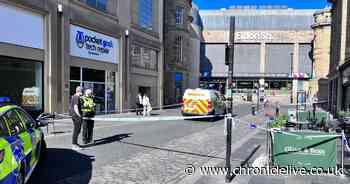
top-left (70, 25), bottom-right (119, 64)
top-left (0, 3), bottom-right (44, 49)
top-left (273, 131), bottom-right (338, 170)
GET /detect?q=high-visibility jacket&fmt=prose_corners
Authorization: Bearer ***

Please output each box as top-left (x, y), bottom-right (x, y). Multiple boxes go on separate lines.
top-left (81, 96), bottom-right (96, 113)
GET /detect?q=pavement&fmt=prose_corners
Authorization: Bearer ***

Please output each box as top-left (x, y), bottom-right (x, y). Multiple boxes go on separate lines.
top-left (27, 104), bottom-right (350, 184)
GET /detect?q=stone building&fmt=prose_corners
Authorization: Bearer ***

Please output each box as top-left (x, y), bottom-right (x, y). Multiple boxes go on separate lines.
top-left (310, 9), bottom-right (332, 101)
top-left (199, 6), bottom-right (317, 102)
top-left (328, 0), bottom-right (350, 114)
top-left (122, 0), bottom-right (164, 110)
top-left (0, 0), bottom-right (163, 117)
top-left (187, 3), bottom-right (203, 90)
top-left (163, 0), bottom-right (193, 105)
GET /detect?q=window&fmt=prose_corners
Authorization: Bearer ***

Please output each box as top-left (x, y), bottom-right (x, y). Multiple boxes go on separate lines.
top-left (4, 110), bottom-right (26, 135)
top-left (86, 0), bottom-right (107, 11)
top-left (131, 45), bottom-right (158, 70)
top-left (0, 57), bottom-right (43, 114)
top-left (0, 116), bottom-right (9, 136)
top-left (139, 0), bottom-right (153, 30)
top-left (175, 6), bottom-right (184, 24)
top-left (69, 67), bottom-right (117, 113)
top-left (175, 36), bottom-right (183, 62)
top-left (16, 109), bottom-right (36, 128)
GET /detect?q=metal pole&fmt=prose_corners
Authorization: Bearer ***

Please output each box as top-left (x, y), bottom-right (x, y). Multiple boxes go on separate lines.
top-left (290, 53), bottom-right (294, 104)
top-left (257, 86), bottom-right (260, 112)
top-left (225, 16), bottom-right (235, 183)
top-left (341, 130), bottom-right (344, 174)
top-left (225, 116), bottom-right (232, 182)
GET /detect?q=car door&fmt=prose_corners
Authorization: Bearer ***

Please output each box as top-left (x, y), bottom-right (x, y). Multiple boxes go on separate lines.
top-left (15, 109), bottom-right (41, 167)
top-left (0, 115), bottom-right (17, 181)
top-left (3, 109), bottom-right (30, 175)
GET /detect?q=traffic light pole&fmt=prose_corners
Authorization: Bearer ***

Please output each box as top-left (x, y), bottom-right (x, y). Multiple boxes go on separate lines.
top-left (225, 16), bottom-right (235, 183)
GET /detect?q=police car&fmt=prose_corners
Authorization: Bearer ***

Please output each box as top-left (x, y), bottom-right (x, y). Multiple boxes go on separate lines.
top-left (0, 97), bottom-right (46, 184)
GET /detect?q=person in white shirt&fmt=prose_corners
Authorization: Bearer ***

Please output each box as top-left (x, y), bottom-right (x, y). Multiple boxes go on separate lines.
top-left (142, 94), bottom-right (152, 116)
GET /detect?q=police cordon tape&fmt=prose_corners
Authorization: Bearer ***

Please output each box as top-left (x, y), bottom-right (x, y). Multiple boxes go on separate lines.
top-left (86, 114), bottom-right (225, 122)
top-left (38, 112), bottom-right (225, 123)
top-left (271, 100), bottom-right (328, 107)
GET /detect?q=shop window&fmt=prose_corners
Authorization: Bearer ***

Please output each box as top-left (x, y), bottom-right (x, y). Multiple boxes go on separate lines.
top-left (70, 66), bottom-right (81, 81)
top-left (82, 68), bottom-right (105, 83)
top-left (69, 67), bottom-right (116, 114)
top-left (0, 57), bottom-right (43, 116)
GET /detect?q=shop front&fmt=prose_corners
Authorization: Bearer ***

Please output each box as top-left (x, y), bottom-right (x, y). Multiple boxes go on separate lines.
top-left (69, 24), bottom-right (120, 114)
top-left (0, 2), bottom-right (44, 117)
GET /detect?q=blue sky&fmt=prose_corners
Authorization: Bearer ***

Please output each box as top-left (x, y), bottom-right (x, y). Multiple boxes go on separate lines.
top-left (193, 0), bottom-right (331, 9)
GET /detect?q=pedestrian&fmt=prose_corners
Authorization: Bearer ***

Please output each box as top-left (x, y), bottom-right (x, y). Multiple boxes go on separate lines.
top-left (142, 94), bottom-right (152, 116)
top-left (81, 89), bottom-right (96, 145)
top-left (69, 86), bottom-right (83, 150)
top-left (136, 93), bottom-right (143, 116)
top-left (275, 101), bottom-right (280, 117)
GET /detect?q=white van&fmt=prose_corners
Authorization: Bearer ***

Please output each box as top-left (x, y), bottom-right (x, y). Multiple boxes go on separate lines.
top-left (181, 89), bottom-right (226, 116)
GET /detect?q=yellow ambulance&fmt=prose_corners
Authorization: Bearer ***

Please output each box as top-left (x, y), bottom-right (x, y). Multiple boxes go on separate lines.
top-left (181, 89), bottom-right (226, 116)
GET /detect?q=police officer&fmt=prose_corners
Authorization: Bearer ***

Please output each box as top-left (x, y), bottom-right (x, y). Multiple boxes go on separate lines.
top-left (81, 89), bottom-right (96, 145)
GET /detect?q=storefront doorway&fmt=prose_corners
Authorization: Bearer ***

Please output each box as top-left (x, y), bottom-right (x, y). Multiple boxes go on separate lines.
top-left (139, 86), bottom-right (151, 96)
top-left (70, 66), bottom-right (116, 114)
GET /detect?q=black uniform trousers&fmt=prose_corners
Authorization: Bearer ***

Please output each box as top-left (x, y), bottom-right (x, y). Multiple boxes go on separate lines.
top-left (82, 112), bottom-right (95, 144)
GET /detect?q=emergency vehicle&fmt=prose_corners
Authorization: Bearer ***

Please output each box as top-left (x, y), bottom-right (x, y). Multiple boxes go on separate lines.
top-left (0, 97), bottom-right (46, 184)
top-left (181, 89), bottom-right (226, 116)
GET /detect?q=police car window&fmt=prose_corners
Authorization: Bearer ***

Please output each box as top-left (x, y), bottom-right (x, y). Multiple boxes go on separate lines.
top-left (4, 110), bottom-right (26, 135)
top-left (0, 116), bottom-right (10, 136)
top-left (16, 109), bottom-right (35, 128)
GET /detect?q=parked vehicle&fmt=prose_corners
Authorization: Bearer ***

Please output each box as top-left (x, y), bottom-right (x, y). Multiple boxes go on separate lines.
top-left (0, 97), bottom-right (47, 184)
top-left (181, 89), bottom-right (226, 116)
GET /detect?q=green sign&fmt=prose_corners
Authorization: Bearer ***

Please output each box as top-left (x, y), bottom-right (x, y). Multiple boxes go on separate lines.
top-left (273, 132), bottom-right (338, 170)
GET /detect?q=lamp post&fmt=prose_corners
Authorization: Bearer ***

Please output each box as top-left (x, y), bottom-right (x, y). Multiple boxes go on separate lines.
top-left (290, 53), bottom-right (294, 104)
top-left (225, 16), bottom-right (235, 183)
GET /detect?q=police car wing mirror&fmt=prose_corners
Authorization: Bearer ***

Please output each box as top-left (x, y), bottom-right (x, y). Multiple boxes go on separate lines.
top-left (36, 113), bottom-right (54, 128)
top-left (36, 120), bottom-right (49, 128)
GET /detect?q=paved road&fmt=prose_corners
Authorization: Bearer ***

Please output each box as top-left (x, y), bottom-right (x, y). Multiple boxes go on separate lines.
top-left (28, 104), bottom-right (256, 184)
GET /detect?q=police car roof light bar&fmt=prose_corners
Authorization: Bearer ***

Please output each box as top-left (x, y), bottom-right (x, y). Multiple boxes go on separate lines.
top-left (0, 97), bottom-right (10, 103)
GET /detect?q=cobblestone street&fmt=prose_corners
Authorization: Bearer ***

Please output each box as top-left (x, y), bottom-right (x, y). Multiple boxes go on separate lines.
top-left (28, 104), bottom-right (270, 184)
